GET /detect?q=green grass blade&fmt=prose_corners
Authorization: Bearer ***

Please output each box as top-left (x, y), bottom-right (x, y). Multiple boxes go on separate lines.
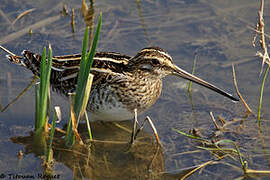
top-left (65, 94), bottom-right (76, 146)
top-left (65, 116), bottom-right (73, 146)
top-left (39, 46), bottom-right (52, 131)
top-left (85, 111), bottom-right (92, 140)
top-left (35, 84), bottom-right (40, 129)
top-left (46, 107), bottom-right (57, 162)
top-left (33, 128), bottom-right (47, 156)
top-left (188, 53), bottom-right (198, 92)
top-left (258, 66), bottom-right (269, 124)
top-left (85, 12), bottom-right (102, 77)
top-left (65, 12), bottom-right (102, 146)
top-left (45, 45), bottom-right (52, 118)
top-left (65, 27), bottom-right (90, 145)
top-left (74, 12), bottom-right (102, 117)
top-left (35, 48), bottom-right (46, 128)
top-left (78, 74), bottom-right (94, 141)
top-left (74, 12), bottom-right (102, 115)
top-left (75, 27), bottom-right (89, 107)
top-left (35, 46), bottom-right (53, 131)
top-left (78, 74), bottom-right (94, 122)
top-left (40, 47), bottom-right (47, 98)
top-left (172, 128), bottom-right (208, 141)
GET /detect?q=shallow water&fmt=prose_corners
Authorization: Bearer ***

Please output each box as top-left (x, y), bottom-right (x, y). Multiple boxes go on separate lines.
top-left (1, 0), bottom-right (270, 179)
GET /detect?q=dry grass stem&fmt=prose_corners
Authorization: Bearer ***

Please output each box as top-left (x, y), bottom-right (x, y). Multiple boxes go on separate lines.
top-left (1, 76), bottom-right (37, 112)
top-left (0, 15), bottom-right (61, 44)
top-left (90, 139), bottom-right (129, 144)
top-left (71, 8), bottom-right (75, 33)
top-left (217, 116), bottom-right (226, 126)
top-left (61, 5), bottom-right (68, 16)
top-left (104, 20), bottom-right (119, 40)
top-left (232, 64), bottom-right (253, 114)
top-left (180, 160), bottom-right (217, 180)
top-left (254, 0), bottom-right (270, 69)
top-left (113, 122), bottom-right (132, 133)
top-left (81, 0), bottom-right (88, 18)
top-left (0, 45), bottom-right (16, 56)
top-left (54, 106), bottom-right (62, 123)
top-left (248, 25), bottom-right (270, 39)
top-left (0, 8), bottom-right (12, 25)
top-left (69, 96), bottom-right (83, 144)
top-left (44, 117), bottom-right (49, 134)
top-left (81, 0), bottom-right (94, 27)
top-left (245, 169), bottom-right (270, 174)
top-left (12, 8), bottom-right (36, 26)
top-left (47, 123), bottom-right (66, 134)
top-left (209, 112), bottom-right (220, 129)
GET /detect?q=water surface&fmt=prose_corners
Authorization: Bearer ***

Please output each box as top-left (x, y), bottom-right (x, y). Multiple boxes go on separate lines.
top-left (1, 0), bottom-right (270, 179)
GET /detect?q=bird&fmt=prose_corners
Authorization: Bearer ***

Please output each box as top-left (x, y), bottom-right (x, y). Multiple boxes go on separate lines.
top-left (5, 46), bottom-right (238, 122)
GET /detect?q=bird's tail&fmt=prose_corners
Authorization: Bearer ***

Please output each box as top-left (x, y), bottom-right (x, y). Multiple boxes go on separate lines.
top-left (6, 54), bottom-right (25, 65)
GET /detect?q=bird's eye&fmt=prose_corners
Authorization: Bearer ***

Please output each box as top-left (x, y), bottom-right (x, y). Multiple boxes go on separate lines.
top-left (151, 59), bottom-right (160, 65)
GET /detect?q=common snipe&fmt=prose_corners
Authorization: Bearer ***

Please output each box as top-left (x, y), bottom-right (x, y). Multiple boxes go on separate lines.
top-left (6, 47), bottom-right (238, 121)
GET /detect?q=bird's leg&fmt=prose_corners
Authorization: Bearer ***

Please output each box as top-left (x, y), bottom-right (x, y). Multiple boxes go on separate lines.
top-left (130, 109), bottom-right (161, 145)
top-left (134, 116), bottom-right (160, 145)
top-left (130, 108), bottom-right (147, 144)
top-left (145, 116), bottom-right (160, 144)
top-left (130, 108), bottom-right (138, 144)
top-left (133, 117), bottom-right (148, 140)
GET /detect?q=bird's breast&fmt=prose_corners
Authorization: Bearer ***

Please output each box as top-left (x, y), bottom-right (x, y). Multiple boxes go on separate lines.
top-left (87, 76), bottom-right (162, 121)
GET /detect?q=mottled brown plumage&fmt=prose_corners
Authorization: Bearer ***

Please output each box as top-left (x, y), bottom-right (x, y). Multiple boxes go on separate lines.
top-left (6, 47), bottom-right (238, 121)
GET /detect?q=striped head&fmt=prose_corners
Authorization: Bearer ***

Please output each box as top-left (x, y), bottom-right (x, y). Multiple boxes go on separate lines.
top-left (129, 47), bottom-right (239, 102)
top-left (128, 47), bottom-right (176, 78)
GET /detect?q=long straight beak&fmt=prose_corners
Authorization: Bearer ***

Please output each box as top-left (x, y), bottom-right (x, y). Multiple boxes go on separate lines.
top-left (173, 65), bottom-right (239, 102)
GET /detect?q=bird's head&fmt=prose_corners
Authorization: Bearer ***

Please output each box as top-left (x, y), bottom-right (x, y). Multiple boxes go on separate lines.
top-left (129, 47), bottom-right (239, 102)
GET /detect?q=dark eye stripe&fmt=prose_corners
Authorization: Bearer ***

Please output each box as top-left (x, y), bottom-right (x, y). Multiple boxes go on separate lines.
top-left (151, 58), bottom-right (160, 65)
